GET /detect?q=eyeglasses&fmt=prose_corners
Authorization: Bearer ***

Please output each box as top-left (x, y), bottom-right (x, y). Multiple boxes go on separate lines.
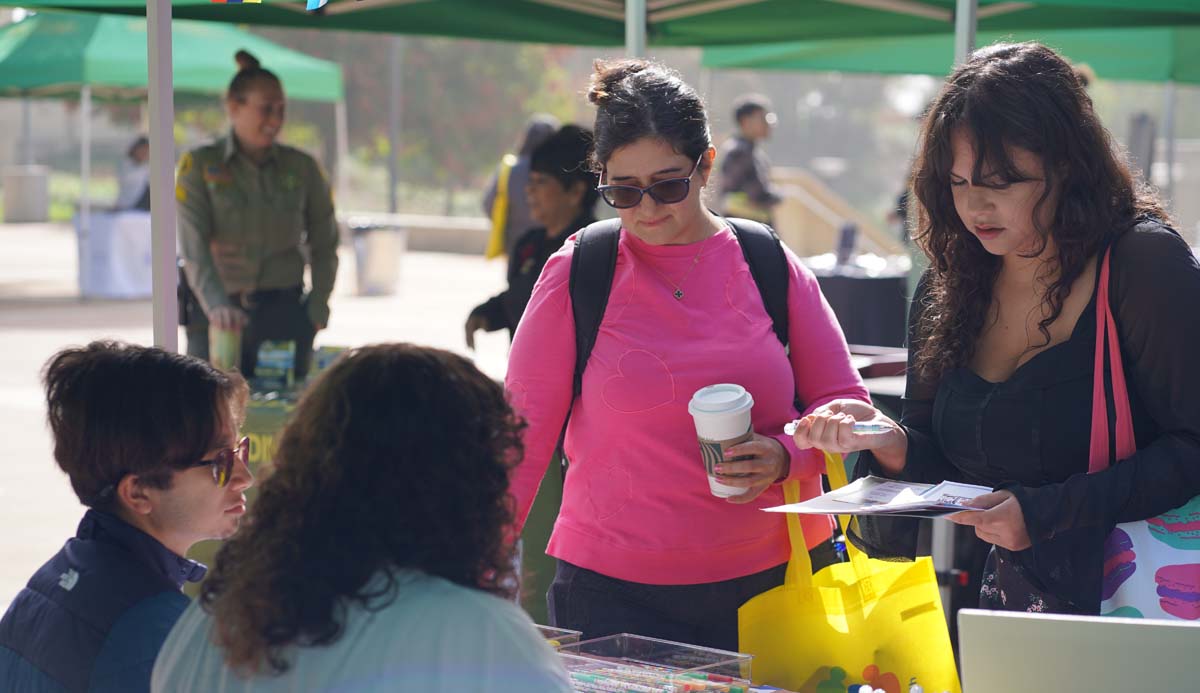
top-left (597, 155), bottom-right (703, 209)
top-left (184, 436), bottom-right (250, 488)
top-left (88, 436), bottom-right (250, 507)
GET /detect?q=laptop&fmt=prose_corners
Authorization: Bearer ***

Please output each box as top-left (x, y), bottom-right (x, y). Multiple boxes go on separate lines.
top-left (958, 608), bottom-right (1200, 692)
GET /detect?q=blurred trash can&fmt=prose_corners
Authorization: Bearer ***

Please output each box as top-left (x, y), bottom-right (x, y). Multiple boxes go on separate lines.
top-left (347, 215), bottom-right (407, 296)
top-left (3, 165), bottom-right (50, 223)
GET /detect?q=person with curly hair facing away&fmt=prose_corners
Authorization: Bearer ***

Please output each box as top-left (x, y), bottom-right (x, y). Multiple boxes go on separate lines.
top-left (504, 59), bottom-right (868, 651)
top-left (0, 341), bottom-right (252, 693)
top-left (792, 42), bottom-right (1200, 614)
top-left (150, 344), bottom-right (572, 692)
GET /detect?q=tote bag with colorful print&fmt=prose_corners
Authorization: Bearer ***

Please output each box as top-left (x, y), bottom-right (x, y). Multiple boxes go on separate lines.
top-left (1092, 247), bottom-right (1200, 620)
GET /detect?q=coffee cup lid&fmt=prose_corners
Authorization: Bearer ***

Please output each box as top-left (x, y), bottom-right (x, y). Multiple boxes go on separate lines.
top-left (688, 383), bottom-right (754, 416)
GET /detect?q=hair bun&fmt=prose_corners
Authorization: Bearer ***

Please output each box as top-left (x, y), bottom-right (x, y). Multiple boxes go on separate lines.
top-left (587, 59), bottom-right (648, 106)
top-left (235, 50), bottom-right (261, 72)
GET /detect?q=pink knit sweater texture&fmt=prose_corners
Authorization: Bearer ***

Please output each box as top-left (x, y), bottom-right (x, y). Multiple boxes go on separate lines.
top-left (506, 227), bottom-right (869, 585)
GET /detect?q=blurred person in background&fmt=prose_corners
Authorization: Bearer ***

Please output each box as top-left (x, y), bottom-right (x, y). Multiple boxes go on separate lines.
top-left (482, 114), bottom-right (560, 258)
top-left (718, 94), bottom-right (782, 226)
top-left (176, 49), bottom-right (339, 379)
top-left (115, 135), bottom-right (151, 211)
top-left (466, 124), bottom-right (599, 347)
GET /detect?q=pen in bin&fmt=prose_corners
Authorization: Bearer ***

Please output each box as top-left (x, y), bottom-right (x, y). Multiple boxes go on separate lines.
top-left (783, 420), bottom-right (890, 436)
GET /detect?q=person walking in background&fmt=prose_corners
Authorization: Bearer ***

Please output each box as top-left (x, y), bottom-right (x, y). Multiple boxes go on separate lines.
top-left (466, 124), bottom-right (598, 347)
top-left (177, 49), bottom-right (339, 379)
top-left (504, 59), bottom-right (868, 651)
top-left (718, 94), bottom-right (782, 225)
top-left (792, 42), bottom-right (1200, 615)
top-left (482, 114), bottom-right (560, 258)
top-left (115, 135), bottom-right (151, 211)
top-left (0, 342), bottom-right (253, 693)
top-left (151, 344), bottom-right (571, 693)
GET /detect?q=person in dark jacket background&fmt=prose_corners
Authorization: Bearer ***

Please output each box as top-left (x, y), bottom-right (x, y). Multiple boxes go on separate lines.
top-left (465, 124), bottom-right (599, 347)
top-left (0, 342), bottom-right (254, 692)
top-left (482, 114), bottom-right (561, 258)
top-left (717, 94), bottom-right (782, 225)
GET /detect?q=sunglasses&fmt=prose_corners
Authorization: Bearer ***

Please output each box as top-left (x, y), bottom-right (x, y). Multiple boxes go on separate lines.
top-left (183, 436), bottom-right (250, 488)
top-left (597, 154), bottom-right (703, 209)
top-left (88, 436), bottom-right (250, 506)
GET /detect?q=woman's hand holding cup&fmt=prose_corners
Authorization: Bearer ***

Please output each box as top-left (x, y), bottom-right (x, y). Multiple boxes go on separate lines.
top-left (715, 433), bottom-right (789, 505)
top-left (788, 399), bottom-right (907, 475)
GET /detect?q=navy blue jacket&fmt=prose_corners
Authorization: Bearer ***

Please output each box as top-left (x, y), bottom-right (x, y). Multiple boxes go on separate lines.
top-left (0, 510), bottom-right (206, 692)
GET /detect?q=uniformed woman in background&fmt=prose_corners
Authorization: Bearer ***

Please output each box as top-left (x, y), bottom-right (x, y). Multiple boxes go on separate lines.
top-left (177, 50), bottom-right (339, 379)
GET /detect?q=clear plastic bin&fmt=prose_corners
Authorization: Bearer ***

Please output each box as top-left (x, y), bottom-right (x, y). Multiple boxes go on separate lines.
top-left (535, 624), bottom-right (582, 648)
top-left (558, 633), bottom-right (752, 690)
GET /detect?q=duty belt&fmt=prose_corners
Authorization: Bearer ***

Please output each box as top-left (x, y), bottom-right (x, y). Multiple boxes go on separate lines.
top-left (228, 286), bottom-right (302, 311)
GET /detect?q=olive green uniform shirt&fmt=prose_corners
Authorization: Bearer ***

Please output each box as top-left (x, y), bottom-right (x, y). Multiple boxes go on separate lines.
top-left (176, 133), bottom-right (339, 327)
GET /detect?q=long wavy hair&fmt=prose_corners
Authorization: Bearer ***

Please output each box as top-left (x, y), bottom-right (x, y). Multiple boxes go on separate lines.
top-left (910, 42), bottom-right (1166, 380)
top-left (199, 343), bottom-right (523, 676)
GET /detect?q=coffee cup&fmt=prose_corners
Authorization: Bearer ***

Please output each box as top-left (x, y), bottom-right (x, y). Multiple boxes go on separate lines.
top-left (688, 384), bottom-right (755, 498)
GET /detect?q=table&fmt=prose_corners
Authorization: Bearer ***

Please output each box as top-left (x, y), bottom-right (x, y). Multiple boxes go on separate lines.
top-left (75, 210), bottom-right (153, 299)
top-left (812, 271), bottom-right (908, 348)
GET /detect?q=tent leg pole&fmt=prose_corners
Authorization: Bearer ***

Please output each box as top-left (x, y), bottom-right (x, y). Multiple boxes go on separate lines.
top-left (626, 0), bottom-right (647, 58)
top-left (147, 0), bottom-right (178, 351)
top-left (21, 96), bottom-right (33, 164)
top-left (81, 85), bottom-right (91, 248)
top-left (388, 36), bottom-right (403, 215)
top-left (335, 99), bottom-right (350, 205)
top-left (1164, 80), bottom-right (1176, 210)
top-left (954, 0), bottom-right (977, 65)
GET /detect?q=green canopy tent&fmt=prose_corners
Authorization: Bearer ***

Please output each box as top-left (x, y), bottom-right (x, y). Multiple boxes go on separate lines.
top-left (702, 27), bottom-right (1200, 83)
top-left (0, 10), bottom-right (346, 240)
top-left (0, 10), bottom-right (343, 99)
top-left (13, 0), bottom-right (1200, 47)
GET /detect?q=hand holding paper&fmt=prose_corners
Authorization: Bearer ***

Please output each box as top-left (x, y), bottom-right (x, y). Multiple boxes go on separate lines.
top-left (947, 489), bottom-right (1032, 551)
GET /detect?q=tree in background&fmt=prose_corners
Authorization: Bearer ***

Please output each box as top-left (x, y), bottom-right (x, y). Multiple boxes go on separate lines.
top-left (250, 28), bottom-right (582, 213)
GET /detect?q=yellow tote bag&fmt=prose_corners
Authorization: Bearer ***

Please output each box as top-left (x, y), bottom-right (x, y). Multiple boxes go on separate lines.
top-left (739, 452), bottom-right (961, 693)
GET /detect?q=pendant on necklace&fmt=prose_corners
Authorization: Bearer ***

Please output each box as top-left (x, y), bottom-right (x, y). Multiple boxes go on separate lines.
top-left (674, 289), bottom-right (684, 300)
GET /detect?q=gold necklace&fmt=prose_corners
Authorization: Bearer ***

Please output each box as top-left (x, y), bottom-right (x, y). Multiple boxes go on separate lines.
top-left (647, 235), bottom-right (709, 300)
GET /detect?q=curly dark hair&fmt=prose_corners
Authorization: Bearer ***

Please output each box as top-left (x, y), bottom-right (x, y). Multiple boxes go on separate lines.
top-left (199, 343), bottom-right (524, 676)
top-left (909, 42), bottom-right (1166, 380)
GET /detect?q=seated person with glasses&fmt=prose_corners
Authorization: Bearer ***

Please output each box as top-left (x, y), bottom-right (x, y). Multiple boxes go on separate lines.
top-left (0, 341), bottom-right (253, 693)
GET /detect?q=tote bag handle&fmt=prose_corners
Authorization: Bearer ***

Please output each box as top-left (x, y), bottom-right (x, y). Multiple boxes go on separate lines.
top-left (783, 452), bottom-right (876, 600)
top-left (1089, 247), bottom-right (1137, 473)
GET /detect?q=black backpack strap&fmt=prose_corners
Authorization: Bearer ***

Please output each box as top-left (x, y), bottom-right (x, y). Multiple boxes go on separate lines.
top-left (727, 218), bottom-right (790, 348)
top-left (569, 218), bottom-right (622, 398)
top-left (553, 218), bottom-right (621, 478)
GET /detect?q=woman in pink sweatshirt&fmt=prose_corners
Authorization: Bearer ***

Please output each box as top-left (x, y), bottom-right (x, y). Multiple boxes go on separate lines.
top-left (505, 59), bottom-right (869, 652)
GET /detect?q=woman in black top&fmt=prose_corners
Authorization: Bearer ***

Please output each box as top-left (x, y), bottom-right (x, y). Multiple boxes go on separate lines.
top-left (790, 42), bottom-right (1200, 614)
top-left (465, 125), bottom-right (598, 347)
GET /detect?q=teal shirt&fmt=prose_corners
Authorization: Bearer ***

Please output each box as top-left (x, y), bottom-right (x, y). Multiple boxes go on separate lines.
top-left (176, 133), bottom-right (339, 327)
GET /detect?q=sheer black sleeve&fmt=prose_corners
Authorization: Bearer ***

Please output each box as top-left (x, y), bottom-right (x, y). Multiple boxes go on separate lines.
top-left (1013, 222), bottom-right (1200, 543)
top-left (850, 270), bottom-right (962, 559)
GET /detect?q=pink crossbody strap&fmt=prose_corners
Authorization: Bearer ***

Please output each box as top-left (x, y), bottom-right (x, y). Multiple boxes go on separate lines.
top-left (1088, 247), bottom-right (1137, 473)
